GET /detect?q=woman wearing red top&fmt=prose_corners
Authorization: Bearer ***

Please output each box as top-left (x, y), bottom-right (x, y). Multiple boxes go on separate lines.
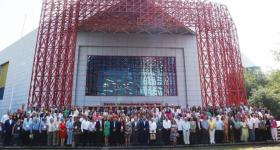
top-left (59, 119), bottom-right (67, 146)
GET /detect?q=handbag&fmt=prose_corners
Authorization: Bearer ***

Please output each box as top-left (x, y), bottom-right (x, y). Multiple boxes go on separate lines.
top-left (150, 133), bottom-right (156, 140)
top-left (29, 133), bottom-right (34, 139)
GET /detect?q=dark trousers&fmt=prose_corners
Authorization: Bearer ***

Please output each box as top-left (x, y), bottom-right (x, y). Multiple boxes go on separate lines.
top-left (162, 129), bottom-right (170, 145)
top-left (139, 130), bottom-right (148, 145)
top-left (178, 130), bottom-right (183, 145)
top-left (201, 129), bottom-right (209, 144)
top-left (89, 131), bottom-right (95, 146)
top-left (4, 131), bottom-right (12, 146)
top-left (39, 131), bottom-right (47, 145)
top-left (259, 129), bottom-right (266, 141)
top-left (156, 130), bottom-right (163, 145)
top-left (110, 131), bottom-right (118, 145)
top-left (95, 131), bottom-right (103, 146)
top-left (132, 131), bottom-right (139, 146)
top-left (255, 128), bottom-right (260, 141)
top-left (32, 130), bottom-right (39, 146)
top-left (190, 132), bottom-right (197, 145)
top-left (82, 130), bottom-right (89, 146)
top-left (22, 130), bottom-right (31, 146)
top-left (215, 130), bottom-right (224, 143)
top-left (234, 129), bottom-right (241, 142)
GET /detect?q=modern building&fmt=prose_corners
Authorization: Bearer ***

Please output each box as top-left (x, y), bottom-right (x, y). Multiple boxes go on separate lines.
top-left (0, 0), bottom-right (247, 114)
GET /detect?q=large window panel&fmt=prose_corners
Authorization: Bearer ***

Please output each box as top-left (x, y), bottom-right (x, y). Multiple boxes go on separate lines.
top-left (86, 56), bottom-right (177, 96)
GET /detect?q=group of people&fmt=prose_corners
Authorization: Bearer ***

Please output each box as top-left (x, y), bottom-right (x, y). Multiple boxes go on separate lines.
top-left (0, 104), bottom-right (278, 147)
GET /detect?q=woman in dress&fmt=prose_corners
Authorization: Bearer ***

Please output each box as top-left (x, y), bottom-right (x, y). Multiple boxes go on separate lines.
top-left (240, 117), bottom-right (249, 142)
top-left (124, 116), bottom-right (132, 146)
top-left (59, 119), bottom-right (67, 146)
top-left (170, 119), bottom-right (178, 146)
top-left (103, 116), bottom-right (111, 146)
top-left (222, 116), bottom-right (229, 142)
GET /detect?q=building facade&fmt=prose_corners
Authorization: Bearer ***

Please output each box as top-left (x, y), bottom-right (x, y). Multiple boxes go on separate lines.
top-left (0, 0), bottom-right (247, 114)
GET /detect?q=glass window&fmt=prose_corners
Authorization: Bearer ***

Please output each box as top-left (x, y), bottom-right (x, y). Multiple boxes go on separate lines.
top-left (86, 56), bottom-right (177, 96)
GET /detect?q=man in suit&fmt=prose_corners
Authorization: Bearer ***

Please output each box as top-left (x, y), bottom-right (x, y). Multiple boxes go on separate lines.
top-left (95, 116), bottom-right (104, 146)
top-left (138, 116), bottom-right (149, 145)
top-left (131, 116), bottom-right (139, 146)
top-left (110, 116), bottom-right (120, 146)
top-left (3, 115), bottom-right (15, 146)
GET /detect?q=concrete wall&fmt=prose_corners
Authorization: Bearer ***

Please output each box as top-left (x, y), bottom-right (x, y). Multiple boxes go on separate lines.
top-left (73, 32), bottom-right (202, 108)
top-left (0, 30), bottom-right (37, 115)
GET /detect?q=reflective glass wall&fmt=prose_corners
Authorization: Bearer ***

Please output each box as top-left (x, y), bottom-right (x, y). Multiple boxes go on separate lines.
top-left (86, 56), bottom-right (177, 96)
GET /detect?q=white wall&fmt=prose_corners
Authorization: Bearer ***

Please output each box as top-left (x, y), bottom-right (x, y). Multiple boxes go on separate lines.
top-left (73, 32), bottom-right (202, 108)
top-left (0, 30), bottom-right (37, 115)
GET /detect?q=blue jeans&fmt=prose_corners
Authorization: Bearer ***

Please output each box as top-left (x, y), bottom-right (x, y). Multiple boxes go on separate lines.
top-left (249, 129), bottom-right (255, 142)
top-left (67, 130), bottom-right (73, 145)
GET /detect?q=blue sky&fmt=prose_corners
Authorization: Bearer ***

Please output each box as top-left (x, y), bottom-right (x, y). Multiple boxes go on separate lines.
top-left (0, 0), bottom-right (279, 72)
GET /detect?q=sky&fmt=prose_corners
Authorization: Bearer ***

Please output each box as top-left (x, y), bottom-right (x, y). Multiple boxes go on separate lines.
top-left (0, 0), bottom-right (279, 72)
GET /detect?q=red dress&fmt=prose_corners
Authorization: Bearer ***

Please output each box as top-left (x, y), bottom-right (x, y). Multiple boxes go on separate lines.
top-left (59, 122), bottom-right (67, 139)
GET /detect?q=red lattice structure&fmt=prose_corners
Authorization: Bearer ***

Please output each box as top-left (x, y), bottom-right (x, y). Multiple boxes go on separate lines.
top-left (28, 0), bottom-right (247, 108)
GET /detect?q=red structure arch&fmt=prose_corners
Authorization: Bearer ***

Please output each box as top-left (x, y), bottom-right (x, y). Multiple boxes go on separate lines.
top-left (28, 0), bottom-right (247, 108)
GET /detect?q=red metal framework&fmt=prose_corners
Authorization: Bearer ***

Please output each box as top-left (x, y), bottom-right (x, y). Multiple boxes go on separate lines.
top-left (28, 0), bottom-right (247, 108)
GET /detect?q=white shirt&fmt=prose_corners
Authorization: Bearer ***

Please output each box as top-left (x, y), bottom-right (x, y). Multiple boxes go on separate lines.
top-left (163, 120), bottom-right (171, 129)
top-left (81, 120), bottom-right (90, 132)
top-left (47, 122), bottom-right (55, 132)
top-left (88, 121), bottom-right (96, 132)
top-left (182, 121), bottom-right (190, 131)
top-left (176, 119), bottom-right (184, 131)
top-left (1, 114), bottom-right (9, 124)
top-left (254, 118), bottom-right (260, 129)
top-left (247, 118), bottom-right (255, 129)
top-left (149, 121), bottom-right (157, 133)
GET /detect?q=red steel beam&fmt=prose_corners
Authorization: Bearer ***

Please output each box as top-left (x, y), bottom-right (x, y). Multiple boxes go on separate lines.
top-left (28, 0), bottom-right (247, 108)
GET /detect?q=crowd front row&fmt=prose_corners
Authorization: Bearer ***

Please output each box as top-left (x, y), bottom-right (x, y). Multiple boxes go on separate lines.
top-left (0, 104), bottom-right (278, 147)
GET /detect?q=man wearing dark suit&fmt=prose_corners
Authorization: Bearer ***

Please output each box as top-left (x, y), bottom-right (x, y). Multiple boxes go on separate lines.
top-left (131, 116), bottom-right (139, 146)
top-left (3, 115), bottom-right (15, 146)
top-left (110, 116), bottom-right (120, 146)
top-left (138, 117), bottom-right (149, 145)
top-left (95, 116), bottom-right (104, 146)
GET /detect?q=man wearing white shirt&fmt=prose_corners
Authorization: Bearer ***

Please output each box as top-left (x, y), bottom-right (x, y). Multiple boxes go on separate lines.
top-left (247, 116), bottom-right (255, 142)
top-left (176, 116), bottom-right (184, 144)
top-left (254, 115), bottom-right (260, 141)
top-left (81, 117), bottom-right (90, 146)
top-left (149, 118), bottom-right (157, 145)
top-left (182, 117), bottom-right (191, 145)
top-left (88, 119), bottom-right (96, 146)
top-left (163, 117), bottom-right (171, 145)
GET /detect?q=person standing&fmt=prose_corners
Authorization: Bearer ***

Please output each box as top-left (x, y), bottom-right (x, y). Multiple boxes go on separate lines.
top-left (73, 117), bottom-right (81, 147)
top-left (240, 118), bottom-right (249, 142)
top-left (53, 117), bottom-right (60, 146)
top-left (170, 119), bottom-right (178, 146)
top-left (88, 119), bottom-right (96, 146)
top-left (39, 118), bottom-right (48, 145)
top-left (233, 118), bottom-right (241, 143)
top-left (189, 117), bottom-right (197, 145)
top-left (110, 116), bottom-right (120, 146)
top-left (12, 119), bottom-right (22, 146)
top-left (103, 116), bottom-right (110, 146)
top-left (208, 117), bottom-right (216, 144)
top-left (95, 116), bottom-right (104, 146)
top-left (47, 118), bottom-right (55, 146)
top-left (3, 115), bottom-right (15, 146)
top-left (81, 117), bottom-right (90, 146)
top-left (248, 116), bottom-right (255, 142)
top-left (139, 117), bottom-right (149, 145)
top-left (162, 117), bottom-right (171, 145)
top-left (131, 116), bottom-right (139, 146)
top-left (32, 117), bottom-right (40, 146)
top-left (175, 116), bottom-right (184, 145)
top-left (22, 116), bottom-right (33, 146)
top-left (182, 117), bottom-right (190, 145)
top-left (201, 116), bottom-right (209, 144)
top-left (59, 119), bottom-right (67, 146)
top-left (66, 118), bottom-right (74, 146)
top-left (215, 117), bottom-right (224, 143)
top-left (270, 116), bottom-right (278, 142)
top-left (149, 118), bottom-right (157, 145)
top-left (124, 117), bottom-right (132, 146)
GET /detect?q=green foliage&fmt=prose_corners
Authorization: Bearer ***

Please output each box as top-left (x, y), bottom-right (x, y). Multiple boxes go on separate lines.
top-left (245, 68), bottom-right (280, 119)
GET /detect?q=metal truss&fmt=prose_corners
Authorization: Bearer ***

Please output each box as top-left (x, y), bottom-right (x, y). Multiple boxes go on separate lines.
top-left (28, 0), bottom-right (247, 108)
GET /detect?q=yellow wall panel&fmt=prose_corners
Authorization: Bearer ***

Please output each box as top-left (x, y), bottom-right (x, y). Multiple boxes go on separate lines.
top-left (0, 62), bottom-right (9, 88)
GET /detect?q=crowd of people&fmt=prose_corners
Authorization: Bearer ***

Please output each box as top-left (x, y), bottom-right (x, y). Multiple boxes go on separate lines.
top-left (0, 104), bottom-right (278, 147)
